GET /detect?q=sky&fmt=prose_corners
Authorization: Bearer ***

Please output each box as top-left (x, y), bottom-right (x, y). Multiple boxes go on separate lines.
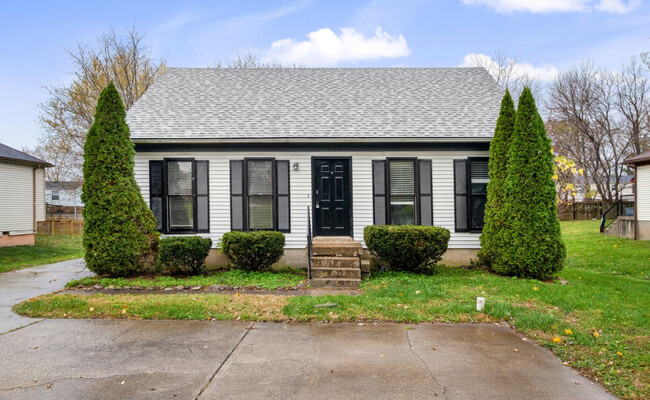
top-left (1, 0), bottom-right (649, 150)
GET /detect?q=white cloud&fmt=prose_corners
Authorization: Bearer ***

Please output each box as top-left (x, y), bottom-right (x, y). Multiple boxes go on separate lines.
top-left (461, 0), bottom-right (640, 14)
top-left (460, 53), bottom-right (560, 82)
top-left (262, 27), bottom-right (410, 66)
top-left (596, 0), bottom-right (641, 13)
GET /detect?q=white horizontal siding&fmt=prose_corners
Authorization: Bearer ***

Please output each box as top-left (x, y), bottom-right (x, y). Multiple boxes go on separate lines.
top-left (134, 150), bottom-right (489, 250)
top-left (35, 168), bottom-right (46, 222)
top-left (637, 165), bottom-right (650, 222)
top-left (0, 162), bottom-right (36, 235)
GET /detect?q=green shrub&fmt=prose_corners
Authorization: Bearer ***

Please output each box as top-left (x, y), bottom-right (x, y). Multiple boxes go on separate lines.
top-left (159, 236), bottom-right (213, 275)
top-left (220, 231), bottom-right (285, 271)
top-left (363, 225), bottom-right (450, 273)
top-left (495, 88), bottom-right (566, 280)
top-left (480, 89), bottom-right (516, 268)
top-left (82, 82), bottom-right (159, 277)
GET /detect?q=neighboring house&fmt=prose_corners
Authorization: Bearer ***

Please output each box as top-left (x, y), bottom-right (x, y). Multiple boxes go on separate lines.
top-left (623, 151), bottom-right (650, 240)
top-left (45, 181), bottom-right (83, 219)
top-left (0, 143), bottom-right (51, 247)
top-left (571, 175), bottom-right (634, 203)
top-left (127, 68), bottom-right (502, 266)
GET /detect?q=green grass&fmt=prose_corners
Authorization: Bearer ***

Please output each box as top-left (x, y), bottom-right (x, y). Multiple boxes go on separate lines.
top-left (0, 235), bottom-right (84, 273)
top-left (14, 221), bottom-right (650, 399)
top-left (66, 268), bottom-right (306, 290)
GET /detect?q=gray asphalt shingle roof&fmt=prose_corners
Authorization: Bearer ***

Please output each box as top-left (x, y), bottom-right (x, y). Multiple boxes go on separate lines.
top-left (0, 142), bottom-right (51, 167)
top-left (127, 67), bottom-right (503, 142)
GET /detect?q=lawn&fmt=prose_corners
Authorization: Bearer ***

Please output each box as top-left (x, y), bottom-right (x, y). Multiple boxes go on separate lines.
top-left (14, 221), bottom-right (650, 399)
top-left (0, 235), bottom-right (84, 273)
top-left (67, 268), bottom-right (306, 290)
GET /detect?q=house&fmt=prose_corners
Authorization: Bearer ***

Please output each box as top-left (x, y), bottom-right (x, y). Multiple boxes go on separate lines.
top-left (0, 143), bottom-right (51, 246)
top-left (45, 181), bottom-right (83, 219)
top-left (127, 68), bottom-right (502, 270)
top-left (622, 151), bottom-right (650, 240)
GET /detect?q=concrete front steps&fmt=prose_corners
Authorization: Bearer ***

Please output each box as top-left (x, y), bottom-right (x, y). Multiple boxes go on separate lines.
top-left (309, 237), bottom-right (362, 289)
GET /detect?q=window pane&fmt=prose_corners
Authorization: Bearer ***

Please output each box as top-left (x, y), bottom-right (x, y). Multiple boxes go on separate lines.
top-left (471, 161), bottom-right (489, 194)
top-left (249, 196), bottom-right (273, 229)
top-left (390, 161), bottom-right (414, 197)
top-left (390, 161), bottom-right (415, 225)
top-left (248, 161), bottom-right (272, 195)
top-left (168, 161), bottom-right (193, 195)
top-left (390, 204), bottom-right (415, 225)
top-left (168, 196), bottom-right (193, 230)
top-left (471, 195), bottom-right (487, 229)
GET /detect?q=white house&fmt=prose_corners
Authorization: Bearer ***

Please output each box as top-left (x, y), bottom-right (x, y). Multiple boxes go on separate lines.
top-left (126, 68), bottom-right (502, 269)
top-left (0, 143), bottom-right (51, 246)
top-left (624, 151), bottom-right (650, 240)
top-left (45, 181), bottom-right (83, 219)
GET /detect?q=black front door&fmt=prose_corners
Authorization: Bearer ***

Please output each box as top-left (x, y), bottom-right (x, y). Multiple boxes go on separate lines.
top-left (313, 158), bottom-right (352, 237)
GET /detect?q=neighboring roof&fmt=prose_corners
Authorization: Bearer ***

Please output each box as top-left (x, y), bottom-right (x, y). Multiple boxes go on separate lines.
top-left (625, 150), bottom-right (650, 164)
top-left (0, 142), bottom-right (52, 167)
top-left (127, 67), bottom-right (503, 143)
top-left (46, 181), bottom-right (82, 190)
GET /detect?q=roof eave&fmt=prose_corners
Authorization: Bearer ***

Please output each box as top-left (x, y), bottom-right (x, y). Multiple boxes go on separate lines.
top-left (131, 137), bottom-right (492, 145)
top-left (0, 156), bottom-right (53, 168)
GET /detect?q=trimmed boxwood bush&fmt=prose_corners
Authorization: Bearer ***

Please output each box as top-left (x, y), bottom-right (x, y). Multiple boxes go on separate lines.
top-left (220, 231), bottom-right (285, 271)
top-left (363, 225), bottom-right (450, 273)
top-left (159, 236), bottom-right (213, 275)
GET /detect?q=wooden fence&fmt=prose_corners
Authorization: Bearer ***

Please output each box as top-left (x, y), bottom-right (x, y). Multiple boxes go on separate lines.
top-left (37, 219), bottom-right (84, 236)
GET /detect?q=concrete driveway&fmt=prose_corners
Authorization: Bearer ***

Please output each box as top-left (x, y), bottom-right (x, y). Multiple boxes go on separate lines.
top-left (0, 259), bottom-right (92, 334)
top-left (0, 320), bottom-right (616, 400)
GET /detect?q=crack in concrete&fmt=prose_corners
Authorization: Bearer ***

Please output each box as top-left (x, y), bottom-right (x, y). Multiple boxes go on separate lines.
top-left (195, 322), bottom-right (254, 399)
top-left (1, 372), bottom-right (199, 391)
top-left (0, 318), bottom-right (44, 336)
top-left (406, 329), bottom-right (448, 399)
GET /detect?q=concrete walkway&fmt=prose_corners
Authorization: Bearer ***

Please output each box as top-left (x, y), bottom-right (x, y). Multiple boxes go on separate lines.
top-left (0, 320), bottom-right (617, 400)
top-left (0, 259), bottom-right (92, 334)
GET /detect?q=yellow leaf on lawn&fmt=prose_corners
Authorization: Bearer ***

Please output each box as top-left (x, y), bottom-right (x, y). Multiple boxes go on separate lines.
top-left (592, 330), bottom-right (600, 338)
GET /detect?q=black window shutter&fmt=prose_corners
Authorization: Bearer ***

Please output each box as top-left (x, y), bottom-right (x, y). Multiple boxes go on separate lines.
top-left (149, 161), bottom-right (164, 231)
top-left (372, 160), bottom-right (387, 225)
top-left (276, 160), bottom-right (290, 232)
top-left (196, 161), bottom-right (209, 233)
top-left (230, 160), bottom-right (245, 230)
top-left (453, 159), bottom-right (469, 232)
top-left (418, 159), bottom-right (433, 226)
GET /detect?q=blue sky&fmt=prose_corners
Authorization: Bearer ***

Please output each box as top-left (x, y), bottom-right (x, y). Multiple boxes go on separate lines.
top-left (1, 0), bottom-right (648, 150)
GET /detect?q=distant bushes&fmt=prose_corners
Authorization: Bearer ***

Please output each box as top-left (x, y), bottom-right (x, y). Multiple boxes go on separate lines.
top-left (364, 225), bottom-right (450, 273)
top-left (220, 231), bottom-right (285, 271)
top-left (159, 237), bottom-right (212, 275)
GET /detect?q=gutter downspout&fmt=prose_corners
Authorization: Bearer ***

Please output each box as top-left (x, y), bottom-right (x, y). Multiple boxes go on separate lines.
top-left (33, 167), bottom-right (37, 234)
top-left (633, 165), bottom-right (638, 241)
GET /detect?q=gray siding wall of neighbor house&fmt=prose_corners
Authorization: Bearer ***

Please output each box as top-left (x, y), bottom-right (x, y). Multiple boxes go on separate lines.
top-left (637, 164), bottom-right (650, 240)
top-left (0, 162), bottom-right (45, 235)
top-left (134, 149), bottom-right (489, 250)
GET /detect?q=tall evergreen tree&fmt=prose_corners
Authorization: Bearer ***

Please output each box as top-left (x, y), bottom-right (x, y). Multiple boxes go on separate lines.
top-left (494, 87), bottom-right (566, 279)
top-left (480, 90), bottom-right (515, 267)
top-left (82, 82), bottom-right (159, 277)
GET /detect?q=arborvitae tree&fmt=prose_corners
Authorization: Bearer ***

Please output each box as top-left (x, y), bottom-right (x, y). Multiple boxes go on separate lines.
top-left (480, 90), bottom-right (515, 267)
top-left (494, 87), bottom-right (566, 279)
top-left (82, 82), bottom-right (159, 277)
